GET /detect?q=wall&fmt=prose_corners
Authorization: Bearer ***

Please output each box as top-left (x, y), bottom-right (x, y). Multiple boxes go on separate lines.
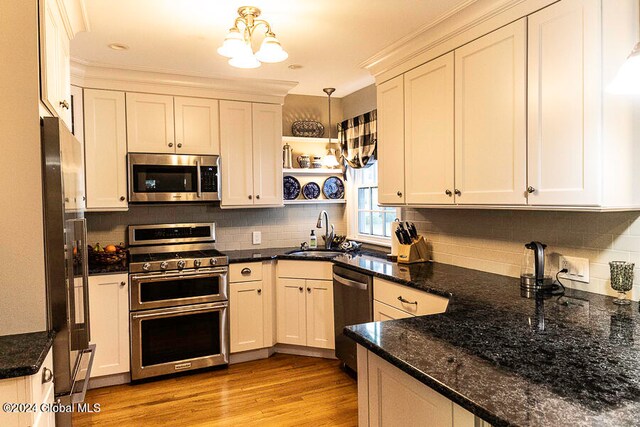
top-left (403, 208), bottom-right (640, 300)
top-left (342, 84), bottom-right (377, 120)
top-left (282, 94), bottom-right (344, 138)
top-left (86, 204), bottom-right (346, 252)
top-left (0, 0), bottom-right (48, 334)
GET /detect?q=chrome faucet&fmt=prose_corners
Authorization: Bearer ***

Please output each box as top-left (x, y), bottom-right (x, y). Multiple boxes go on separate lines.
top-left (316, 210), bottom-right (334, 249)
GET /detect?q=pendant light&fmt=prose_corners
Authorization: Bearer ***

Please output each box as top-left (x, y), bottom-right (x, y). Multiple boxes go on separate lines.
top-left (607, 2), bottom-right (640, 94)
top-left (322, 88), bottom-right (340, 168)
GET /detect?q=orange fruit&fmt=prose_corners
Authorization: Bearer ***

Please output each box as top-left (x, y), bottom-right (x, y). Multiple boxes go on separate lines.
top-left (104, 244), bottom-right (117, 253)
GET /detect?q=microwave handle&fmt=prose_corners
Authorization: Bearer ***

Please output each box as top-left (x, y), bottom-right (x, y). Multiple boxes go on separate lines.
top-left (196, 160), bottom-right (202, 199)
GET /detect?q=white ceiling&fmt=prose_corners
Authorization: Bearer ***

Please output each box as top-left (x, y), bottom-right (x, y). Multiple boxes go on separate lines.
top-left (71, 0), bottom-right (471, 97)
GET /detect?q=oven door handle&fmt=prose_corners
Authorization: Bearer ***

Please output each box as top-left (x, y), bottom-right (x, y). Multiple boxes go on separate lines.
top-left (131, 302), bottom-right (228, 319)
top-left (130, 269), bottom-right (228, 282)
top-left (196, 160), bottom-right (202, 199)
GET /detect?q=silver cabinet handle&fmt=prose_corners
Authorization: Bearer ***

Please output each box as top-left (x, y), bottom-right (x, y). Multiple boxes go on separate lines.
top-left (397, 191), bottom-right (403, 197)
top-left (168, 142), bottom-right (174, 147)
top-left (454, 189), bottom-right (461, 196)
top-left (257, 289), bottom-right (262, 295)
top-left (59, 100), bottom-right (70, 109)
top-left (177, 143), bottom-right (182, 148)
top-left (445, 189), bottom-right (452, 196)
top-left (120, 196), bottom-right (126, 201)
top-left (241, 267), bottom-right (251, 275)
top-left (398, 295), bottom-right (418, 305)
top-left (42, 367), bottom-right (53, 384)
top-left (120, 281), bottom-right (126, 287)
top-left (527, 186), bottom-right (536, 194)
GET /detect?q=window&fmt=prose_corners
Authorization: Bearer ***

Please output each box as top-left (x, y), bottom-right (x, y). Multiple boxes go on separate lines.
top-left (347, 162), bottom-right (397, 245)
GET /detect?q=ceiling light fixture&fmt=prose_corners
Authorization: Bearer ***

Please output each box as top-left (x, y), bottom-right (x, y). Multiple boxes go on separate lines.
top-left (217, 6), bottom-right (288, 69)
top-left (607, 2), bottom-right (640, 94)
top-left (323, 88), bottom-right (340, 168)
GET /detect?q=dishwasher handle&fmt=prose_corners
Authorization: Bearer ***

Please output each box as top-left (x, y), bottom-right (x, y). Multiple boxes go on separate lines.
top-left (333, 273), bottom-right (369, 291)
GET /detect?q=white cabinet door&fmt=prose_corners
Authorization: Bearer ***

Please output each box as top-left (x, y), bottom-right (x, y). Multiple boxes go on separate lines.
top-left (220, 101), bottom-right (254, 206)
top-left (305, 280), bottom-right (335, 350)
top-left (70, 85), bottom-right (86, 210)
top-left (230, 281), bottom-right (265, 353)
top-left (252, 103), bottom-right (283, 206)
top-left (126, 93), bottom-right (175, 153)
top-left (454, 19), bottom-right (527, 205)
top-left (377, 76), bottom-right (406, 205)
top-left (276, 278), bottom-right (307, 346)
top-left (174, 97), bottom-right (220, 155)
top-left (84, 89), bottom-right (128, 210)
top-left (88, 274), bottom-right (130, 377)
top-left (373, 300), bottom-right (413, 322)
top-left (368, 352), bottom-right (453, 427)
top-left (404, 53), bottom-right (455, 205)
top-left (57, 24), bottom-right (72, 129)
top-left (527, 0), bottom-right (601, 206)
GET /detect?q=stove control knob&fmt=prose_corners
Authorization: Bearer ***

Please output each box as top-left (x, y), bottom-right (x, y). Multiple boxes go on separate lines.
top-left (142, 263), bottom-right (151, 272)
top-left (177, 260), bottom-right (186, 269)
top-left (160, 261), bottom-right (168, 270)
top-left (210, 258), bottom-right (217, 265)
top-left (194, 259), bottom-right (202, 268)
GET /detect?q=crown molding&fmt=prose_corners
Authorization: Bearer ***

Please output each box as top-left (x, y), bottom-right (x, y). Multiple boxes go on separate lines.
top-left (361, 0), bottom-right (555, 82)
top-left (70, 60), bottom-right (298, 104)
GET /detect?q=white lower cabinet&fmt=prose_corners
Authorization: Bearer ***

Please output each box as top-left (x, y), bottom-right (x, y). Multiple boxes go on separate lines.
top-left (88, 273), bottom-right (130, 377)
top-left (229, 262), bottom-right (275, 353)
top-left (373, 300), bottom-right (414, 321)
top-left (276, 261), bottom-right (335, 350)
top-left (0, 349), bottom-right (55, 427)
top-left (359, 347), bottom-right (490, 427)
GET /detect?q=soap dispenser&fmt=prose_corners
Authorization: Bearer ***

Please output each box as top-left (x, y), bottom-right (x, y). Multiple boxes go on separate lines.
top-left (309, 230), bottom-right (317, 249)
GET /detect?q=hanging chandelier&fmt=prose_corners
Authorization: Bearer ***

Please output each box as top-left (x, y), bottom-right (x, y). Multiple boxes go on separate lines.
top-left (217, 6), bottom-right (288, 69)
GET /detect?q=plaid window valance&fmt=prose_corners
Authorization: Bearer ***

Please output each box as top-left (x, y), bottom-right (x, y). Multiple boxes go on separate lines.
top-left (338, 109), bottom-right (377, 169)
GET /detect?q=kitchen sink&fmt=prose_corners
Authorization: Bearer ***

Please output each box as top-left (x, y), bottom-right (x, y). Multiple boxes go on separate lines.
top-left (286, 250), bottom-right (345, 258)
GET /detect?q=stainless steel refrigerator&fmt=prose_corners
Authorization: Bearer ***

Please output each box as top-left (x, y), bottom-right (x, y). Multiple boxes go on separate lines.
top-left (41, 117), bottom-right (96, 426)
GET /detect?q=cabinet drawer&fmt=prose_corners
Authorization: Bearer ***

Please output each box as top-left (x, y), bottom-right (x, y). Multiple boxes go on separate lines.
top-left (29, 348), bottom-right (54, 414)
top-left (230, 262), bottom-right (263, 283)
top-left (373, 300), bottom-right (414, 322)
top-left (277, 260), bottom-right (332, 280)
top-left (374, 278), bottom-right (448, 316)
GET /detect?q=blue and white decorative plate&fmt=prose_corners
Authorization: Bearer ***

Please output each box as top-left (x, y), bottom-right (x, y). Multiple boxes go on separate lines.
top-left (322, 176), bottom-right (345, 200)
top-left (302, 182), bottom-right (321, 199)
top-left (283, 176), bottom-right (301, 200)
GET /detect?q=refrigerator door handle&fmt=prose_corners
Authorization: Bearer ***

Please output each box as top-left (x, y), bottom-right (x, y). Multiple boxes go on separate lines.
top-left (69, 343), bottom-right (96, 404)
top-left (79, 218), bottom-right (90, 344)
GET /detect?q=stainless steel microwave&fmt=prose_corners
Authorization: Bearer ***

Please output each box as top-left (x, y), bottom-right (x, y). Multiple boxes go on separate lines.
top-left (128, 153), bottom-right (220, 203)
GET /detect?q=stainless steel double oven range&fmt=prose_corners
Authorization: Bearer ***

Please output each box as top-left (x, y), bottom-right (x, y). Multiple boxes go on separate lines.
top-left (128, 223), bottom-right (229, 380)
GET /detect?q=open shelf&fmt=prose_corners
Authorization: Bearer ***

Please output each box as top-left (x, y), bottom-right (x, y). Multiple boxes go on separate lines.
top-left (283, 168), bottom-right (342, 175)
top-left (284, 199), bottom-right (346, 205)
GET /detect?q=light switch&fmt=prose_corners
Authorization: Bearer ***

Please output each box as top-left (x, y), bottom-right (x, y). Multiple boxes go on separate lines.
top-left (252, 231), bottom-right (261, 245)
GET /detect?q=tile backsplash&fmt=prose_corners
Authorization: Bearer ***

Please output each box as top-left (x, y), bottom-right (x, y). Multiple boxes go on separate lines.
top-left (86, 204), bottom-right (346, 252)
top-left (402, 208), bottom-right (640, 300)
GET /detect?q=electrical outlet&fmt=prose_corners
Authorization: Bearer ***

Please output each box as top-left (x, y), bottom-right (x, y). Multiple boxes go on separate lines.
top-left (559, 255), bottom-right (590, 283)
top-left (252, 231), bottom-right (261, 245)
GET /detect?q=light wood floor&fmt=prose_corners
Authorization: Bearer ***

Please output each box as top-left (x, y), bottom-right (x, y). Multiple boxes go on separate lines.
top-left (73, 354), bottom-right (358, 426)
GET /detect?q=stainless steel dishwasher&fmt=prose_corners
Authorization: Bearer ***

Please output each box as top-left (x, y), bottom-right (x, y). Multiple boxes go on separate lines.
top-left (333, 265), bottom-right (373, 373)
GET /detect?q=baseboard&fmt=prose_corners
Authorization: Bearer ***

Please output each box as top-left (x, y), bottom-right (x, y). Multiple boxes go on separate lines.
top-left (274, 344), bottom-right (336, 359)
top-left (88, 372), bottom-right (131, 389)
top-left (229, 347), bottom-right (275, 364)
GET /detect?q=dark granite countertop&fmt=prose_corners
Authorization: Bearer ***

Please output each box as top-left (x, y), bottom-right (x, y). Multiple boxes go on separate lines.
top-left (225, 247), bottom-right (359, 263)
top-left (89, 264), bottom-right (128, 276)
top-left (0, 331), bottom-right (55, 379)
top-left (339, 254), bottom-right (640, 427)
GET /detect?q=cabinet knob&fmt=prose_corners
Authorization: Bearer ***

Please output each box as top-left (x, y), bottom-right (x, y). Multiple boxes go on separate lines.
top-left (120, 196), bottom-right (126, 201)
top-left (454, 189), bottom-right (462, 196)
top-left (307, 287), bottom-right (311, 293)
top-left (82, 196), bottom-right (86, 201)
top-left (257, 289), bottom-right (262, 295)
top-left (241, 267), bottom-right (252, 275)
top-left (299, 286), bottom-right (303, 292)
top-left (527, 186), bottom-right (536, 194)
top-left (445, 189), bottom-right (452, 197)
top-left (256, 195), bottom-right (260, 200)
top-left (120, 281), bottom-right (126, 287)
top-left (248, 195), bottom-right (253, 200)
top-left (59, 100), bottom-right (69, 110)
top-left (177, 143), bottom-right (182, 148)
top-left (42, 367), bottom-right (53, 384)
top-left (397, 191), bottom-right (403, 197)
top-left (168, 142), bottom-right (174, 148)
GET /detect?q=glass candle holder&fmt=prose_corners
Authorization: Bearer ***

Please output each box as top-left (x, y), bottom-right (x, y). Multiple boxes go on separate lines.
top-left (609, 261), bottom-right (635, 305)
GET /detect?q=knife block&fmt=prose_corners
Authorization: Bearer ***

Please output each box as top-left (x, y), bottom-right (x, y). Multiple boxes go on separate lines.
top-left (397, 235), bottom-right (429, 264)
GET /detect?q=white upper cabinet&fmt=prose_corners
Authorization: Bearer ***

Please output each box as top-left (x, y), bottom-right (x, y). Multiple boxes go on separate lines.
top-left (252, 103), bottom-right (283, 206)
top-left (126, 93), bottom-right (175, 153)
top-left (220, 101), bottom-right (283, 208)
top-left (84, 89), bottom-right (128, 210)
top-left (454, 19), bottom-right (527, 205)
top-left (404, 53), bottom-right (455, 205)
top-left (174, 97), bottom-right (220, 155)
top-left (40, 0), bottom-right (72, 129)
top-left (527, 0), bottom-right (601, 206)
top-left (377, 76), bottom-right (406, 205)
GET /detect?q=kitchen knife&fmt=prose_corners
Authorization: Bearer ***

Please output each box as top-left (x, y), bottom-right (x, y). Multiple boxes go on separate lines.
top-left (409, 223), bottom-right (418, 239)
top-left (398, 223), bottom-right (412, 244)
top-left (395, 228), bottom-right (407, 245)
